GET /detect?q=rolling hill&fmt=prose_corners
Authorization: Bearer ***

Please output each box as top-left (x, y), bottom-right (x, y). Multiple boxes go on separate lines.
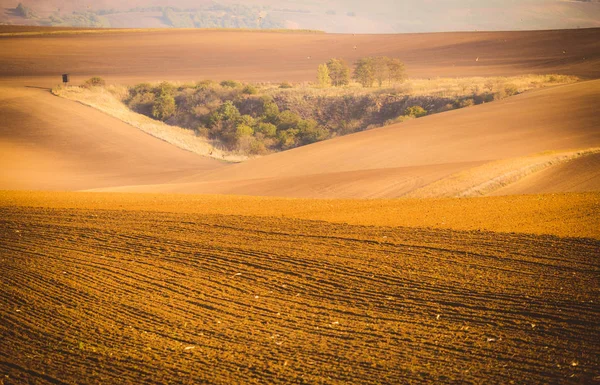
top-left (0, 28), bottom-right (599, 197)
top-left (106, 80), bottom-right (600, 198)
top-left (0, 86), bottom-right (224, 191)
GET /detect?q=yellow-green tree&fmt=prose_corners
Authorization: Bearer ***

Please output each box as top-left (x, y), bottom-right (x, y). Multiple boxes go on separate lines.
top-left (152, 93), bottom-right (176, 121)
top-left (354, 57), bottom-right (406, 87)
top-left (326, 58), bottom-right (350, 86)
top-left (317, 64), bottom-right (332, 88)
top-left (386, 58), bottom-right (406, 85)
top-left (353, 57), bottom-right (375, 87)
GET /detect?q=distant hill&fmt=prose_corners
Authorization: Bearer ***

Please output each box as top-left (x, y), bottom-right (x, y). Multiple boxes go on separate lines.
top-left (0, 27), bottom-right (598, 196)
top-left (1, 0), bottom-right (599, 33)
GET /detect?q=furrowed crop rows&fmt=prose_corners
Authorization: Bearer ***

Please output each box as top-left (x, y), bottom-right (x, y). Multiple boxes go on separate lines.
top-left (0, 207), bottom-right (598, 384)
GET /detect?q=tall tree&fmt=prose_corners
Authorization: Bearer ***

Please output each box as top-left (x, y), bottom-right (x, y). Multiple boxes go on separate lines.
top-left (317, 64), bottom-right (332, 88)
top-left (353, 57), bottom-right (375, 87)
top-left (387, 58), bottom-right (406, 85)
top-left (373, 57), bottom-right (390, 87)
top-left (326, 58), bottom-right (350, 86)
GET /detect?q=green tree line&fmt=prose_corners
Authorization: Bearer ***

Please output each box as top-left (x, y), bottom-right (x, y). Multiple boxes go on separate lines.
top-left (317, 57), bottom-right (406, 88)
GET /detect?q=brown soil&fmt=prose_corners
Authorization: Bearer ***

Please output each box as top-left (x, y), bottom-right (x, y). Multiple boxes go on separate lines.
top-left (2, 191), bottom-right (598, 240)
top-left (1, 205), bottom-right (599, 384)
top-left (0, 28), bottom-right (599, 85)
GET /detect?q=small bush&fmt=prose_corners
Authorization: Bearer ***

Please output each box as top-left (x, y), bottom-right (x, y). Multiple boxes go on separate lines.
top-left (504, 84), bottom-right (518, 96)
top-left (82, 77), bottom-right (106, 88)
top-left (277, 128), bottom-right (300, 150)
top-left (235, 124), bottom-right (254, 139)
top-left (337, 119), bottom-right (361, 135)
top-left (276, 110), bottom-right (302, 130)
top-left (156, 81), bottom-right (176, 96)
top-left (220, 80), bottom-right (240, 88)
top-left (195, 126), bottom-right (210, 137)
top-left (131, 83), bottom-right (154, 94)
top-left (455, 98), bottom-right (474, 109)
top-left (385, 115), bottom-right (414, 126)
top-left (279, 82), bottom-right (293, 89)
top-left (405, 105), bottom-right (427, 118)
top-left (242, 85), bottom-right (258, 95)
top-left (248, 139), bottom-right (268, 155)
top-left (493, 87), bottom-right (507, 101)
top-left (255, 122), bottom-right (277, 138)
top-left (129, 92), bottom-right (156, 115)
top-left (484, 80), bottom-right (496, 92)
top-left (238, 136), bottom-right (267, 156)
top-left (196, 80), bottom-right (216, 90)
top-left (239, 114), bottom-right (256, 127)
top-left (152, 93), bottom-right (176, 121)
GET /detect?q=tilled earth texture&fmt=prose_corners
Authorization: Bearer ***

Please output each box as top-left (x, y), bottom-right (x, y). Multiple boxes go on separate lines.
top-left (1, 207), bottom-right (599, 384)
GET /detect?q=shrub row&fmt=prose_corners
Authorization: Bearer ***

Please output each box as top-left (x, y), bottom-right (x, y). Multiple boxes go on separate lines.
top-left (85, 77), bottom-right (525, 155)
top-left (123, 80), bottom-right (452, 155)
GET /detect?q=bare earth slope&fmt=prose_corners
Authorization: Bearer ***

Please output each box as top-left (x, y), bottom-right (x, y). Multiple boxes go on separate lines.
top-left (0, 28), bottom-right (599, 84)
top-left (0, 86), bottom-right (224, 191)
top-left (491, 152), bottom-right (600, 196)
top-left (118, 80), bottom-right (600, 198)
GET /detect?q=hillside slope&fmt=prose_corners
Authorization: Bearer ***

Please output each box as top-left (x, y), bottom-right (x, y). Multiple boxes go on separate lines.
top-left (1, 29), bottom-right (599, 195)
top-left (491, 152), bottom-right (600, 196)
top-left (0, 86), bottom-right (224, 191)
top-left (116, 80), bottom-right (600, 197)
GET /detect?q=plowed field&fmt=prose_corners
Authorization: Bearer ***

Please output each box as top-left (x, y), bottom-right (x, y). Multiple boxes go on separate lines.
top-left (1, 206), bottom-right (598, 384)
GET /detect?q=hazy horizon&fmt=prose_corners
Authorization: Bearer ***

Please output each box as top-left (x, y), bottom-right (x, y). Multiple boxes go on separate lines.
top-left (1, 0), bottom-right (600, 33)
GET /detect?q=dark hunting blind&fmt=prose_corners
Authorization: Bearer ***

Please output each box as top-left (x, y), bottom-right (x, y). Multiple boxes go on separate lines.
top-left (62, 74), bottom-right (70, 84)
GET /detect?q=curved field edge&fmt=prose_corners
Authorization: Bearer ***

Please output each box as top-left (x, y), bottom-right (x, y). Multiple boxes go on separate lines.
top-left (1, 191), bottom-right (598, 239)
top-left (51, 85), bottom-right (247, 162)
top-left (406, 148), bottom-right (600, 198)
